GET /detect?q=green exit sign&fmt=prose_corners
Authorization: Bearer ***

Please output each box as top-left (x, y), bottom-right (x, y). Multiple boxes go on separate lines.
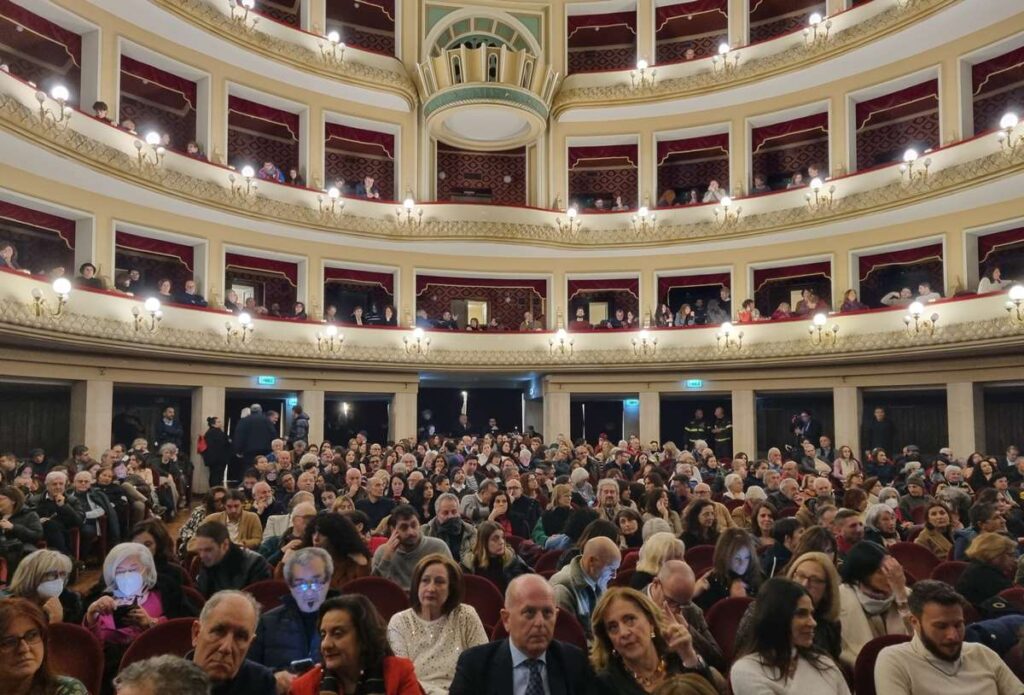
top-left (257, 375), bottom-right (277, 386)
top-left (685, 379), bottom-right (704, 389)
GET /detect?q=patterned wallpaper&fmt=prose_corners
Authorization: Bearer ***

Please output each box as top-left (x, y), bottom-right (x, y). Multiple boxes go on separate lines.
top-left (118, 95), bottom-right (196, 150)
top-left (256, 0), bottom-right (298, 26)
top-left (568, 167), bottom-right (639, 209)
top-left (973, 87), bottom-right (1024, 134)
top-left (569, 290), bottom-right (640, 326)
top-left (336, 25), bottom-right (395, 55)
top-left (417, 283), bottom-right (545, 330)
top-left (755, 276), bottom-right (832, 317)
top-left (657, 158), bottom-right (730, 200)
top-left (114, 250), bottom-right (193, 294)
top-left (656, 35), bottom-right (723, 64)
top-left (751, 138), bottom-right (830, 190)
top-left (0, 222), bottom-right (73, 276)
top-left (856, 112), bottom-right (939, 172)
top-left (228, 128), bottom-right (299, 174)
top-left (225, 267), bottom-right (296, 312)
top-left (324, 280), bottom-right (393, 319)
top-left (436, 146), bottom-right (526, 206)
top-left (568, 46), bottom-right (635, 74)
top-left (1, 57), bottom-right (81, 107)
top-left (749, 14), bottom-right (805, 44)
top-left (325, 151), bottom-right (394, 199)
top-left (860, 259), bottom-right (944, 307)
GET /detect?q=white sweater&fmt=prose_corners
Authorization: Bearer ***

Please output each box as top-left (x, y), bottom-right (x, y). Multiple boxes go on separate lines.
top-left (730, 653), bottom-right (850, 695)
top-left (386, 604), bottom-right (488, 695)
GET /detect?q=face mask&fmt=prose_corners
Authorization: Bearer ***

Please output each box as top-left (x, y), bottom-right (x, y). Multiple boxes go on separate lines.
top-left (884, 498), bottom-right (898, 509)
top-left (854, 585), bottom-right (894, 616)
top-left (37, 579), bottom-right (64, 599)
top-left (115, 571), bottom-right (145, 597)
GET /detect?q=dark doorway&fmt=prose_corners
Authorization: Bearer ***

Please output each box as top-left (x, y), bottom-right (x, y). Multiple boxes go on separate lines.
top-left (862, 389), bottom-right (948, 459)
top-left (418, 387), bottom-right (524, 438)
top-left (983, 384), bottom-right (1024, 456)
top-left (755, 391), bottom-right (834, 459)
top-left (324, 395), bottom-right (391, 446)
top-left (0, 381), bottom-right (70, 459)
top-left (659, 394), bottom-right (733, 446)
top-left (224, 392), bottom-right (287, 441)
top-left (113, 385), bottom-right (192, 450)
top-left (570, 398), bottom-right (624, 445)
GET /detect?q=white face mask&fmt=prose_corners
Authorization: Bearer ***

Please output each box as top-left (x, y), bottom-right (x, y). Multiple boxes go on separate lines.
top-left (37, 579), bottom-right (64, 599)
top-left (884, 498), bottom-right (898, 509)
top-left (114, 571), bottom-right (145, 597)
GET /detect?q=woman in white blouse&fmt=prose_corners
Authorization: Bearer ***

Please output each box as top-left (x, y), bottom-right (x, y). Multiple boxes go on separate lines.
top-left (978, 265), bottom-right (1013, 294)
top-left (386, 554), bottom-right (488, 695)
top-left (731, 577), bottom-right (850, 695)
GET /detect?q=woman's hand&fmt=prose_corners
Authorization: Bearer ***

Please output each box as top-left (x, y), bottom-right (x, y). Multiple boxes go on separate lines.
top-left (729, 578), bottom-right (749, 598)
top-left (656, 497), bottom-right (669, 518)
top-left (42, 596), bottom-right (63, 623)
top-left (693, 570), bottom-right (711, 597)
top-left (661, 600), bottom-right (700, 667)
top-left (0, 519), bottom-right (13, 531)
top-left (881, 556), bottom-right (908, 599)
top-left (86, 596), bottom-right (117, 624)
top-left (126, 607), bottom-right (157, 630)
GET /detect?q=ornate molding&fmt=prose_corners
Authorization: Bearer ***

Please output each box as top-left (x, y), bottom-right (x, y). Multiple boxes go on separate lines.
top-left (1, 297), bottom-right (1021, 372)
top-left (1, 92), bottom-right (1022, 248)
top-left (552, 0), bottom-right (957, 117)
top-left (148, 0), bottom-right (418, 109)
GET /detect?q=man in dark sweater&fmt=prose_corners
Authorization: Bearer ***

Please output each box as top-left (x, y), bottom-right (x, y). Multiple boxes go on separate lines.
top-left (355, 475), bottom-right (395, 528)
top-left (862, 406), bottom-right (896, 459)
top-left (192, 521), bottom-right (271, 597)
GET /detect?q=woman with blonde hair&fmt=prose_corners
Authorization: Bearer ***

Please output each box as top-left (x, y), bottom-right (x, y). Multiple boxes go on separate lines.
top-left (631, 532), bottom-right (686, 590)
top-left (462, 520), bottom-right (530, 592)
top-left (0, 548), bottom-right (79, 623)
top-left (531, 483), bottom-right (573, 547)
top-left (957, 532), bottom-right (1017, 611)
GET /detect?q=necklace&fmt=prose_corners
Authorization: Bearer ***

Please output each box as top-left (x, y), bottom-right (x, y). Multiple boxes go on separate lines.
top-left (626, 656), bottom-right (666, 689)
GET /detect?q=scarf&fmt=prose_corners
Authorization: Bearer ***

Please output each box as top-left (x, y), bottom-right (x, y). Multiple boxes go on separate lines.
top-left (854, 584), bottom-right (894, 616)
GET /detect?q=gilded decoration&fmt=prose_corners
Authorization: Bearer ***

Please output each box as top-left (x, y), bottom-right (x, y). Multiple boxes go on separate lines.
top-left (552, 0), bottom-right (956, 117)
top-left (1, 297), bottom-right (1021, 371)
top-left (149, 0), bottom-right (418, 109)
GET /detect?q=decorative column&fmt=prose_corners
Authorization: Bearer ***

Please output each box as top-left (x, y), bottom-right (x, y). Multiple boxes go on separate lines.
top-left (390, 388), bottom-right (419, 441)
top-left (944, 228), bottom-right (967, 295)
top-left (98, 28), bottom-right (119, 119)
top-left (299, 389), bottom-right (325, 444)
top-left (303, 0), bottom-right (326, 33)
top-left (69, 380), bottom-right (113, 457)
top-left (829, 93), bottom-right (850, 178)
top-left (946, 382), bottom-right (984, 458)
top-left (305, 255), bottom-right (324, 319)
top-left (729, 116), bottom-right (748, 195)
top-left (90, 211), bottom-right (115, 288)
top-left (208, 73), bottom-right (229, 166)
top-left (939, 55), bottom-right (963, 145)
top-left (543, 389), bottom-right (571, 443)
top-left (205, 238), bottom-right (225, 308)
top-left (825, 0), bottom-right (847, 16)
top-left (636, 0), bottom-right (655, 65)
top-left (731, 388), bottom-right (756, 456)
top-left (307, 106), bottom-right (325, 188)
top-left (727, 0), bottom-right (748, 47)
top-left (190, 385), bottom-right (225, 493)
top-left (639, 391), bottom-right (661, 445)
top-left (832, 386), bottom-right (861, 458)
top-left (399, 265), bottom-right (416, 326)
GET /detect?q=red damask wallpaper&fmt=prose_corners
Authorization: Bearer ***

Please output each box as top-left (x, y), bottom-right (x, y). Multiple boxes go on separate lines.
top-left (225, 267), bottom-right (296, 312)
top-left (656, 35), bottom-right (723, 64)
top-left (337, 25), bottom-right (395, 55)
top-left (569, 168), bottom-right (639, 209)
top-left (973, 88), bottom-right (1024, 134)
top-left (568, 46), bottom-right (636, 74)
top-left (256, 0), bottom-right (298, 26)
top-left (751, 139), bottom-right (829, 190)
top-left (228, 129), bottom-right (299, 175)
top-left (750, 4), bottom-right (824, 44)
top-left (856, 112), bottom-right (939, 172)
top-left (115, 250), bottom-right (193, 294)
top-left (416, 283), bottom-right (545, 330)
top-left (324, 151), bottom-right (394, 199)
top-left (436, 146), bottom-right (526, 206)
top-left (0, 222), bottom-right (73, 276)
top-left (569, 290), bottom-right (640, 327)
top-left (118, 95), bottom-right (196, 150)
top-left (657, 159), bottom-right (730, 200)
top-left (1, 57), bottom-right (81, 107)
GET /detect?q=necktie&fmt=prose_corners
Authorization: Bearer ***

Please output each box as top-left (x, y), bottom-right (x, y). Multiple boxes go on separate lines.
top-left (524, 658), bottom-right (545, 695)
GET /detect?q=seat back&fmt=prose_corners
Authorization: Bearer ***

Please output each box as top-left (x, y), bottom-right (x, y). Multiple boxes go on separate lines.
top-left (491, 610), bottom-right (588, 651)
top-left (506, 535), bottom-right (526, 552)
top-left (705, 596), bottom-right (754, 664)
top-left (48, 623), bottom-right (103, 695)
top-left (119, 617), bottom-right (197, 671)
top-left (930, 560), bottom-right (968, 585)
top-left (889, 542), bottom-right (940, 583)
top-left (684, 545), bottom-right (715, 576)
top-left (243, 579), bottom-right (290, 611)
top-left (534, 550), bottom-right (563, 573)
top-left (341, 576), bottom-right (410, 621)
top-left (611, 568), bottom-right (635, 587)
top-left (853, 634), bottom-right (910, 695)
top-left (620, 550), bottom-right (640, 572)
top-left (999, 586), bottom-right (1024, 609)
top-left (183, 585), bottom-right (207, 610)
top-left (462, 574), bottom-right (504, 630)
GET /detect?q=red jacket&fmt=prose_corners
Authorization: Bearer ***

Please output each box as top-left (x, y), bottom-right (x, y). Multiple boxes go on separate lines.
top-left (289, 657), bottom-right (424, 695)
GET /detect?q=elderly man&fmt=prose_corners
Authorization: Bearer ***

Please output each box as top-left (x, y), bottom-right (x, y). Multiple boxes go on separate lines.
top-left (422, 492), bottom-right (476, 564)
top-left (249, 548), bottom-right (334, 693)
top-left (30, 470), bottom-right (85, 555)
top-left (646, 559), bottom-right (724, 672)
top-left (114, 655), bottom-right (211, 695)
top-left (460, 479), bottom-right (496, 523)
top-left (371, 504), bottom-right (452, 589)
top-left (260, 501), bottom-right (318, 566)
top-left (356, 474), bottom-right (396, 529)
top-left (594, 478), bottom-right (627, 522)
top-left (198, 489), bottom-right (263, 549)
top-left (262, 492), bottom-right (315, 542)
top-left (192, 521), bottom-right (272, 597)
top-left (692, 482), bottom-right (737, 530)
top-left (250, 481), bottom-right (282, 527)
top-left (450, 574), bottom-right (591, 695)
top-left (549, 536), bottom-right (621, 637)
top-left (69, 469), bottom-right (120, 556)
top-left (768, 477), bottom-right (800, 512)
top-left (189, 590), bottom-right (276, 695)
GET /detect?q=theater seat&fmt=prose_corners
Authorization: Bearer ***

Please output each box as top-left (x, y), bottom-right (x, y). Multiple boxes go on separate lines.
top-left (684, 545), bottom-right (715, 576)
top-left (462, 574), bottom-right (504, 629)
top-left (611, 568), bottom-right (635, 587)
top-left (999, 586), bottom-right (1024, 608)
top-left (705, 596), bottom-right (754, 664)
top-left (243, 579), bottom-right (290, 611)
top-left (889, 542), bottom-right (940, 584)
top-left (48, 623), bottom-right (103, 695)
top-left (853, 633), bottom-right (910, 695)
top-left (341, 576), bottom-right (410, 621)
top-left (119, 617), bottom-right (196, 670)
top-left (491, 610), bottom-right (587, 651)
top-left (930, 560), bottom-right (968, 585)
top-left (534, 550), bottom-right (563, 573)
top-left (620, 550), bottom-right (640, 572)
top-left (183, 585), bottom-right (207, 610)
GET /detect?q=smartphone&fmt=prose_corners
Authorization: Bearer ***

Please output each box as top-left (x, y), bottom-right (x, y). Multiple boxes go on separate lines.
top-left (112, 598), bottom-right (139, 629)
top-left (289, 659), bottom-right (314, 674)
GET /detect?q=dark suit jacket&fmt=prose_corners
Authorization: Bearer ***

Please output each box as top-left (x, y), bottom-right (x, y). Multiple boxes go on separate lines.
top-left (450, 638), bottom-right (592, 695)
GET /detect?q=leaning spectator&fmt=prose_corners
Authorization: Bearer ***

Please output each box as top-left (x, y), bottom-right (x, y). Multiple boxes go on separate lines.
top-left (956, 532), bottom-right (1016, 613)
top-left (256, 160), bottom-right (284, 182)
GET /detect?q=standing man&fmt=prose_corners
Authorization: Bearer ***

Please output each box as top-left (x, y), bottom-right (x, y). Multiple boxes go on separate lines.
top-left (286, 405), bottom-right (309, 448)
top-left (154, 406), bottom-right (185, 451)
top-left (685, 409), bottom-right (709, 451)
top-left (862, 407), bottom-right (896, 461)
top-left (710, 406), bottom-right (733, 459)
top-left (233, 405), bottom-right (276, 483)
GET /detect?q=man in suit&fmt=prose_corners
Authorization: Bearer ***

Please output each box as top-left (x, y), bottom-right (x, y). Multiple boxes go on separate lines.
top-left (450, 574), bottom-right (591, 695)
top-left (233, 404), bottom-right (277, 477)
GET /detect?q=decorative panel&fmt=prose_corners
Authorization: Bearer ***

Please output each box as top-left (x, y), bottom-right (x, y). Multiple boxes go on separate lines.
top-left (436, 144), bottom-right (526, 206)
top-left (416, 280), bottom-right (546, 330)
top-left (856, 112), bottom-right (939, 172)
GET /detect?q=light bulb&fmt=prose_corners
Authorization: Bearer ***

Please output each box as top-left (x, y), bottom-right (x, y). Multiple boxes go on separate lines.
top-left (720, 196), bottom-right (732, 207)
top-left (721, 321), bottom-right (733, 333)
top-left (1009, 284), bottom-right (1024, 301)
top-left (143, 297), bottom-right (161, 313)
top-left (555, 328), bottom-right (567, 340)
top-left (636, 59), bottom-right (648, 71)
top-left (809, 12), bottom-right (823, 25)
top-left (238, 312), bottom-right (252, 326)
top-left (241, 0), bottom-right (255, 8)
top-left (328, 186), bottom-right (340, 199)
top-left (412, 327), bottom-right (425, 339)
top-left (49, 85), bottom-right (69, 102)
top-left (813, 313), bottom-right (827, 326)
top-left (810, 177), bottom-right (823, 190)
top-left (638, 206), bottom-right (649, 217)
top-left (908, 301), bottom-right (924, 316)
top-left (327, 30), bottom-right (341, 43)
top-left (325, 324), bottom-right (338, 336)
top-left (1001, 112), bottom-right (1019, 130)
top-left (718, 42), bottom-right (730, 55)
top-left (52, 278), bottom-right (71, 296)
top-left (903, 148), bottom-right (919, 163)
top-left (639, 329), bottom-right (650, 341)
top-left (144, 131), bottom-right (161, 146)
top-left (241, 165), bottom-right (255, 178)
top-left (403, 197), bottom-right (415, 209)
top-left (566, 207), bottom-right (578, 219)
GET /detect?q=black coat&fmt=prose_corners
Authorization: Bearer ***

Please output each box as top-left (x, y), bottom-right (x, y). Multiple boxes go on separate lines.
top-left (863, 418), bottom-right (896, 455)
top-left (154, 418), bottom-right (185, 450)
top-left (197, 543), bottom-right (272, 598)
top-left (233, 413), bottom-right (277, 458)
top-left (29, 492), bottom-right (85, 531)
top-left (0, 506), bottom-right (43, 558)
top-left (70, 488), bottom-right (121, 545)
top-left (956, 560), bottom-right (1012, 609)
top-left (450, 638), bottom-right (592, 695)
top-left (202, 427), bottom-right (233, 470)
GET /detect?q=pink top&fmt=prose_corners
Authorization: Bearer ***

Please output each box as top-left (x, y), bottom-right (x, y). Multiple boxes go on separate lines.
top-left (89, 591), bottom-right (166, 645)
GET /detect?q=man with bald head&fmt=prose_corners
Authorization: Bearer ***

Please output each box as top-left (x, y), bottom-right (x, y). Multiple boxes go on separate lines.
top-left (549, 536), bottom-right (620, 637)
top-left (646, 560), bottom-right (724, 671)
top-left (450, 574), bottom-right (592, 695)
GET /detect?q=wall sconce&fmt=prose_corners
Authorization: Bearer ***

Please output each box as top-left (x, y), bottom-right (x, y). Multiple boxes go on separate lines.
top-left (630, 59), bottom-right (656, 89)
top-left (226, 311), bottom-right (254, 344)
top-left (711, 43), bottom-right (740, 75)
top-left (34, 85), bottom-right (71, 131)
top-left (404, 326), bottom-right (430, 355)
top-left (549, 328), bottom-right (574, 357)
top-left (396, 196), bottom-right (423, 228)
top-left (803, 13), bottom-right (832, 47)
top-left (229, 0), bottom-right (260, 29)
top-left (556, 206), bottom-right (581, 235)
top-left (133, 131), bottom-right (166, 170)
top-left (997, 112), bottom-right (1022, 158)
top-left (632, 329), bottom-right (657, 356)
top-left (1006, 284), bottom-right (1024, 325)
top-left (317, 323), bottom-right (344, 353)
top-left (132, 297), bottom-right (162, 333)
top-left (716, 321), bottom-right (743, 350)
top-left (320, 30), bottom-right (346, 66)
top-left (229, 165), bottom-right (258, 198)
top-left (808, 312), bottom-right (838, 347)
top-left (904, 301), bottom-right (938, 337)
top-left (899, 148), bottom-right (931, 184)
top-left (712, 196), bottom-right (741, 226)
top-left (31, 277), bottom-right (71, 318)
top-left (631, 205), bottom-right (656, 233)
top-left (805, 177), bottom-right (835, 211)
top-left (318, 186), bottom-right (345, 218)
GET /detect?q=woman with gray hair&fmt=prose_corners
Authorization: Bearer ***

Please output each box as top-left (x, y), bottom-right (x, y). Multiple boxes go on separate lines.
top-left (862, 503), bottom-right (901, 548)
top-left (0, 548), bottom-right (80, 623)
top-left (114, 655), bottom-right (210, 695)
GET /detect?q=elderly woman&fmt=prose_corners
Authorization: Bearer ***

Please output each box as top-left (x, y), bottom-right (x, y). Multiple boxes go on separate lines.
top-left (0, 549), bottom-right (81, 623)
top-left (694, 528), bottom-right (763, 611)
top-left (591, 587), bottom-right (715, 693)
top-left (386, 554), bottom-right (488, 695)
top-left (956, 532), bottom-right (1017, 612)
top-left (631, 532), bottom-right (686, 591)
top-left (731, 578), bottom-right (850, 694)
top-left (130, 518), bottom-right (197, 611)
top-left (862, 503), bottom-right (901, 548)
top-left (462, 520), bottom-right (531, 592)
top-left (914, 501), bottom-right (954, 560)
top-left (570, 467), bottom-right (595, 505)
top-left (837, 541), bottom-right (911, 668)
top-left (0, 598), bottom-right (89, 694)
top-left (290, 595), bottom-right (421, 695)
top-left (723, 473), bottom-right (745, 501)
top-left (0, 485), bottom-right (42, 575)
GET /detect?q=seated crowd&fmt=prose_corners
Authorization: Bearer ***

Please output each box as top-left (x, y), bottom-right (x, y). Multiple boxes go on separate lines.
top-left (1, 400), bottom-right (1024, 694)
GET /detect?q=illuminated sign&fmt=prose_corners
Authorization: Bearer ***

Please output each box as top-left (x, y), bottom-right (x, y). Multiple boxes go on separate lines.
top-left (257, 375), bottom-right (277, 386)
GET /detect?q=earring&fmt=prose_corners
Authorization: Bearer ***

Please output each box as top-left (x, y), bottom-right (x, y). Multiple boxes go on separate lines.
top-left (650, 632), bottom-right (656, 639)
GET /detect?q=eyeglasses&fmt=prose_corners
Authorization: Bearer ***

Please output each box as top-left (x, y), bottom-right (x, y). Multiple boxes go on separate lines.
top-left (290, 580), bottom-right (326, 592)
top-left (40, 570), bottom-right (68, 582)
top-left (793, 572), bottom-right (827, 588)
top-left (0, 628), bottom-right (42, 653)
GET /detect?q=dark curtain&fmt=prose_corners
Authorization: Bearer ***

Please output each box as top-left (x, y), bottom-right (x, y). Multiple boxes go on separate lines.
top-left (0, 383), bottom-right (70, 459)
top-left (862, 391), bottom-right (948, 459)
top-left (0, 220), bottom-right (74, 276)
top-left (755, 393), bottom-right (834, 458)
top-left (570, 399), bottom-right (623, 445)
top-left (112, 389), bottom-right (192, 450)
top-left (984, 388), bottom-right (1024, 456)
top-left (324, 398), bottom-right (390, 447)
top-left (418, 388), bottom-right (523, 437)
